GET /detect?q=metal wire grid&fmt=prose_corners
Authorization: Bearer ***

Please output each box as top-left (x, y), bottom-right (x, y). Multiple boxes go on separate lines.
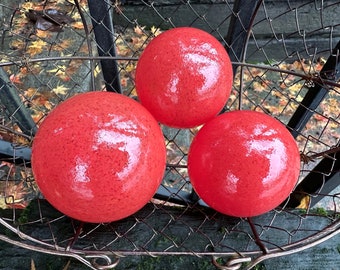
top-left (0, 0), bottom-right (339, 269)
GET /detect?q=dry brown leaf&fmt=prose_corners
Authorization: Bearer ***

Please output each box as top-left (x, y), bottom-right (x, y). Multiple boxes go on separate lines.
top-left (53, 39), bottom-right (73, 51)
top-left (31, 95), bottom-right (53, 110)
top-left (62, 260), bottom-right (71, 270)
top-left (290, 60), bottom-right (304, 71)
top-left (252, 81), bottom-right (264, 92)
top-left (24, 87), bottom-right (38, 98)
top-left (20, 66), bottom-right (29, 75)
top-left (120, 77), bottom-right (129, 87)
top-left (10, 39), bottom-right (25, 51)
top-left (31, 259), bottom-right (36, 270)
top-left (0, 180), bottom-right (29, 209)
top-left (134, 25), bottom-right (145, 35)
top-left (35, 29), bottom-right (51, 39)
top-left (72, 21), bottom-right (85, 30)
top-left (66, 60), bottom-right (82, 76)
top-left (32, 111), bottom-right (45, 124)
top-left (9, 74), bottom-right (23, 84)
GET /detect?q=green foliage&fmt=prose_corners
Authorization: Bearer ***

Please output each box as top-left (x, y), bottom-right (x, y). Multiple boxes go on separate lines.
top-left (136, 256), bottom-right (161, 270)
top-left (314, 207), bottom-right (328, 216)
top-left (18, 205), bottom-right (31, 224)
top-left (253, 262), bottom-right (267, 270)
top-left (337, 244), bottom-right (340, 254)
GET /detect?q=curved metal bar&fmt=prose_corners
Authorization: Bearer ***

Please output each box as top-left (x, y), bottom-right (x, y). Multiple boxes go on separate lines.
top-left (244, 223), bottom-right (340, 270)
top-left (215, 219), bottom-right (340, 270)
top-left (86, 254), bottom-right (120, 270)
top-left (212, 255), bottom-right (252, 270)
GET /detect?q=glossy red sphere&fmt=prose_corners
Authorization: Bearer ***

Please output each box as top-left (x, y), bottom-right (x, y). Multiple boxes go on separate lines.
top-left (32, 92), bottom-right (166, 223)
top-left (135, 27), bottom-right (233, 128)
top-left (188, 110), bottom-right (301, 217)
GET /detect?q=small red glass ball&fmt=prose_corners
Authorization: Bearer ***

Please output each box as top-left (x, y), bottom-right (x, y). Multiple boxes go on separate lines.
top-left (32, 92), bottom-right (166, 223)
top-left (135, 27), bottom-right (233, 128)
top-left (188, 110), bottom-right (301, 217)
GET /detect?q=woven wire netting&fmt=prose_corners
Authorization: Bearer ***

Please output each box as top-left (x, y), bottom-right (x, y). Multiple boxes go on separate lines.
top-left (0, 0), bottom-right (339, 269)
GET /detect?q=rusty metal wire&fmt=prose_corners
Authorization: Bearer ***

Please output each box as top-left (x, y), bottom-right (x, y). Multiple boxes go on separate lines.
top-left (0, 0), bottom-right (340, 269)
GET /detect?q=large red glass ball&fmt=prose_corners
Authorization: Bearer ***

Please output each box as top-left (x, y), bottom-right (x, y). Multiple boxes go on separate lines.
top-left (32, 92), bottom-right (166, 223)
top-left (135, 27), bottom-right (233, 128)
top-left (188, 110), bottom-right (301, 217)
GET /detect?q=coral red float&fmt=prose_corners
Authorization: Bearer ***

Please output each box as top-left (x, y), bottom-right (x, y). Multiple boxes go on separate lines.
top-left (135, 27), bottom-right (233, 128)
top-left (32, 92), bottom-right (166, 223)
top-left (188, 110), bottom-right (301, 217)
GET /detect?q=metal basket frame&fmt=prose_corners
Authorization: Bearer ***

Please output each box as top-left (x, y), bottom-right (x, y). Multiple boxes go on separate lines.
top-left (0, 0), bottom-right (339, 269)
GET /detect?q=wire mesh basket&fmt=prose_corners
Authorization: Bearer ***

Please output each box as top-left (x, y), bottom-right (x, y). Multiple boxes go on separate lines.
top-left (0, 0), bottom-right (339, 269)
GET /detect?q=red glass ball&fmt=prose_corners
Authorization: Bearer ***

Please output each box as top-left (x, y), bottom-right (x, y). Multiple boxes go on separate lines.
top-left (188, 110), bottom-right (301, 217)
top-left (32, 92), bottom-right (166, 223)
top-left (135, 27), bottom-right (233, 128)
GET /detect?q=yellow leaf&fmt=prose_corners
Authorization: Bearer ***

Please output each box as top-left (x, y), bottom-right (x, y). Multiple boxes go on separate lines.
top-left (327, 98), bottom-right (338, 108)
top-left (295, 195), bottom-right (310, 209)
top-left (296, 94), bottom-right (304, 102)
top-left (328, 121), bottom-right (339, 129)
top-left (287, 83), bottom-right (303, 96)
top-left (0, 197), bottom-right (7, 210)
top-left (150, 26), bottom-right (162, 37)
top-left (48, 65), bottom-right (66, 74)
top-left (27, 40), bottom-right (48, 56)
top-left (21, 2), bottom-right (36, 11)
top-left (94, 65), bottom-right (101, 78)
top-left (53, 84), bottom-right (69, 95)
top-left (47, 65), bottom-right (68, 80)
top-left (71, 12), bottom-right (82, 21)
top-left (125, 63), bottom-right (136, 73)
